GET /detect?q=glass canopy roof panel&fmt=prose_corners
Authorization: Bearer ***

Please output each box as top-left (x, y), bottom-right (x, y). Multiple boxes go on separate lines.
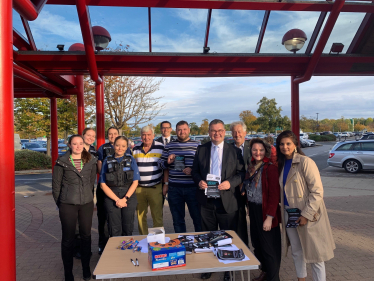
top-left (261, 11), bottom-right (321, 54)
top-left (27, 5), bottom-right (82, 51)
top-left (318, 12), bottom-right (366, 54)
top-left (208, 10), bottom-right (264, 53)
top-left (89, 7), bottom-right (149, 52)
top-left (150, 8), bottom-right (206, 53)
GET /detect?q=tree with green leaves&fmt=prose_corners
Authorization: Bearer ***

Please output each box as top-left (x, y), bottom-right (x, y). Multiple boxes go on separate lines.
top-left (255, 97), bottom-right (284, 133)
top-left (189, 122), bottom-right (200, 135)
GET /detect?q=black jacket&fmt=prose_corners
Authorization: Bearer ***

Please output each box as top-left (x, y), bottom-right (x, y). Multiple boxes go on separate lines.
top-left (155, 136), bottom-right (176, 145)
top-left (191, 141), bottom-right (245, 213)
top-left (52, 151), bottom-right (97, 206)
top-left (232, 140), bottom-right (251, 170)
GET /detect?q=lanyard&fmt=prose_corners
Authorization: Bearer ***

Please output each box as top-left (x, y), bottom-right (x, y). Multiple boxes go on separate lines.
top-left (70, 155), bottom-right (83, 170)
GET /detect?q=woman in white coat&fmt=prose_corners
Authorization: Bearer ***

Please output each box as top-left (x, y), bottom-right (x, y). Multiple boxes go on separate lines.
top-left (276, 131), bottom-right (335, 281)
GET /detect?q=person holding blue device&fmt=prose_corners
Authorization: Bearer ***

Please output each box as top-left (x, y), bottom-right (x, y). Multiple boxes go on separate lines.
top-left (99, 136), bottom-right (140, 237)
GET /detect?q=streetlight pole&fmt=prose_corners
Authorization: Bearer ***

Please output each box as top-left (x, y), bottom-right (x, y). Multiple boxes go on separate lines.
top-left (316, 113), bottom-right (319, 132)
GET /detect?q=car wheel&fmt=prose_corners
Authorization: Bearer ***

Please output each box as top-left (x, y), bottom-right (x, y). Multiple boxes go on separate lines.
top-left (344, 159), bottom-right (361, 173)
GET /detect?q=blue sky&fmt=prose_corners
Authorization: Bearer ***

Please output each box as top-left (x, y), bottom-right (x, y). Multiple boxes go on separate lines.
top-left (13, 5), bottom-right (373, 128)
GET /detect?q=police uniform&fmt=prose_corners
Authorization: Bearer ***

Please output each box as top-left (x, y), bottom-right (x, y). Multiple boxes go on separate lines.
top-left (99, 154), bottom-right (140, 237)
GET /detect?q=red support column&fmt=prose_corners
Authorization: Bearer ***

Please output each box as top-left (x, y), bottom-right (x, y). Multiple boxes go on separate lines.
top-left (50, 97), bottom-right (59, 168)
top-left (0, 0), bottom-right (16, 280)
top-left (76, 75), bottom-right (85, 134)
top-left (291, 76), bottom-right (300, 141)
top-left (96, 77), bottom-right (105, 149)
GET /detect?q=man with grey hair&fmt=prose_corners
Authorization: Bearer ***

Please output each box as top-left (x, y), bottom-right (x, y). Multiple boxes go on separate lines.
top-left (231, 121), bottom-right (251, 246)
top-left (132, 125), bottom-right (164, 235)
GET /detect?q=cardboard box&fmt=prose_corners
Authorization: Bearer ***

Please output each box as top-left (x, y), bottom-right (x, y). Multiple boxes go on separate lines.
top-left (147, 227), bottom-right (166, 244)
top-left (148, 242), bottom-right (186, 271)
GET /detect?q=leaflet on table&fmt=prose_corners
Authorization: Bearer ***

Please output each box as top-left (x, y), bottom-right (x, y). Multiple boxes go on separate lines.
top-left (205, 174), bottom-right (221, 198)
top-left (215, 245), bottom-right (250, 264)
top-left (174, 156), bottom-right (185, 171)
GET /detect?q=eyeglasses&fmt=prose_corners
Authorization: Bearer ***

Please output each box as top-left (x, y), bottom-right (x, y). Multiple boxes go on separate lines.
top-left (161, 127), bottom-right (171, 130)
top-left (210, 129), bottom-right (225, 134)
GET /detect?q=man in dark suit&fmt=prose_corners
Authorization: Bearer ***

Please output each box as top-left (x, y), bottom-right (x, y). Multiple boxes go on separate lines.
top-left (192, 119), bottom-right (245, 281)
top-left (231, 121), bottom-right (251, 246)
top-left (155, 121), bottom-right (176, 145)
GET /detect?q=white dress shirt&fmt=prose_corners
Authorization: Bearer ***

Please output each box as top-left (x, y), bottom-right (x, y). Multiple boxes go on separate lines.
top-left (162, 136), bottom-right (171, 145)
top-left (210, 141), bottom-right (224, 176)
top-left (235, 142), bottom-right (244, 156)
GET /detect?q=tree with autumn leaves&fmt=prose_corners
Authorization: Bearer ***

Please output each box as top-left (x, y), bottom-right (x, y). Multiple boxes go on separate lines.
top-left (84, 76), bottom-right (165, 136)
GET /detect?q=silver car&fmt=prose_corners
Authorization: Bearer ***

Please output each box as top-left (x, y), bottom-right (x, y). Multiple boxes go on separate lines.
top-left (327, 140), bottom-right (374, 173)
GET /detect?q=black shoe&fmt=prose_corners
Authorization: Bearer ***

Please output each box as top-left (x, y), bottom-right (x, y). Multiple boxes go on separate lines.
top-left (83, 274), bottom-right (91, 281)
top-left (224, 271), bottom-right (231, 281)
top-left (201, 273), bottom-right (212, 279)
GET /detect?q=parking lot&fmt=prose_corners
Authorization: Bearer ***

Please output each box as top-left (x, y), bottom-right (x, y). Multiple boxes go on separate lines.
top-left (14, 141), bottom-right (374, 281)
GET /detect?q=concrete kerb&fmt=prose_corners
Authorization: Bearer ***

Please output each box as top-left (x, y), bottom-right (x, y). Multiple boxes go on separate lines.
top-left (15, 169), bottom-right (52, 175)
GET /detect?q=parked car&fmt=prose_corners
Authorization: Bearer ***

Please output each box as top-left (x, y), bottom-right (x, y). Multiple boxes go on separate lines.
top-left (305, 139), bottom-right (316, 146)
top-left (300, 138), bottom-right (308, 148)
top-left (58, 144), bottom-right (68, 156)
top-left (22, 142), bottom-right (47, 154)
top-left (321, 131), bottom-right (333, 135)
top-left (190, 135), bottom-right (210, 144)
top-left (360, 133), bottom-right (374, 140)
top-left (20, 139), bottom-right (30, 144)
top-left (327, 140), bottom-right (374, 173)
top-left (340, 132), bottom-right (349, 137)
top-left (300, 133), bottom-right (308, 139)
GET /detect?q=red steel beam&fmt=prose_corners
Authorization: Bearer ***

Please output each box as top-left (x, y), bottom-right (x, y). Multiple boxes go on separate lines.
top-left (204, 9), bottom-right (212, 48)
top-left (13, 0), bottom-right (48, 21)
top-left (95, 76), bottom-right (105, 149)
top-left (0, 0), bottom-right (16, 280)
top-left (255, 10), bottom-right (270, 53)
top-left (305, 11), bottom-right (327, 55)
top-left (76, 75), bottom-right (85, 134)
top-left (294, 0), bottom-right (345, 84)
top-left (75, 0), bottom-right (102, 84)
top-left (13, 28), bottom-right (31, 51)
top-left (20, 16), bottom-right (37, 51)
top-left (50, 97), bottom-right (59, 168)
top-left (347, 12), bottom-right (374, 54)
top-left (148, 7), bottom-right (152, 52)
top-left (291, 76), bottom-right (300, 142)
top-left (13, 64), bottom-right (65, 96)
top-left (45, 0), bottom-right (374, 13)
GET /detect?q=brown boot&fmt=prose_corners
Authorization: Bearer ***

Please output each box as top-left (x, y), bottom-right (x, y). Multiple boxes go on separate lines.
top-left (252, 271), bottom-right (267, 281)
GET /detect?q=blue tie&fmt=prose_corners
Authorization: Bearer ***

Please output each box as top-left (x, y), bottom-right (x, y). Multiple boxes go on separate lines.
top-left (211, 145), bottom-right (220, 176)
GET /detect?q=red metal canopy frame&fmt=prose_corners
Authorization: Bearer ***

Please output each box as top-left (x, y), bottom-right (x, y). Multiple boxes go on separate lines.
top-left (4, 0), bottom-right (374, 280)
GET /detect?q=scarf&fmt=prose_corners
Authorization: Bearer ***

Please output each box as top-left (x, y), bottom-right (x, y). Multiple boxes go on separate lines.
top-left (245, 157), bottom-right (269, 188)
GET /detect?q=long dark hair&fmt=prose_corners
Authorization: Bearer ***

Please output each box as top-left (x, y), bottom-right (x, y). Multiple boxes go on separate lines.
top-left (68, 134), bottom-right (91, 164)
top-left (276, 130), bottom-right (305, 173)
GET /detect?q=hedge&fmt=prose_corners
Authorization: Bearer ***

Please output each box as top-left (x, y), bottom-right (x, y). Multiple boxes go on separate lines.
top-left (309, 134), bottom-right (336, 142)
top-left (15, 150), bottom-right (52, 171)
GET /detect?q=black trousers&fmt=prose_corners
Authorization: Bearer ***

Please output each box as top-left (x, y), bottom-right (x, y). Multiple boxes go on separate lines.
top-left (96, 186), bottom-right (109, 249)
top-left (248, 202), bottom-right (281, 281)
top-left (59, 201), bottom-right (94, 281)
top-left (200, 198), bottom-right (238, 231)
top-left (236, 195), bottom-right (249, 246)
top-left (104, 188), bottom-right (137, 237)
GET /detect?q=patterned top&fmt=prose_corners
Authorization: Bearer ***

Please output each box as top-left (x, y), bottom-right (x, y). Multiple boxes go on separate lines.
top-left (132, 140), bottom-right (164, 187)
top-left (247, 167), bottom-right (263, 204)
top-left (72, 158), bottom-right (82, 172)
top-left (158, 139), bottom-right (199, 188)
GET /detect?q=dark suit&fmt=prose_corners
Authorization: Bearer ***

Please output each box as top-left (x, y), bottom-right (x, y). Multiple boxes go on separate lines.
top-left (232, 140), bottom-right (251, 246)
top-left (155, 136), bottom-right (176, 146)
top-left (192, 141), bottom-right (245, 231)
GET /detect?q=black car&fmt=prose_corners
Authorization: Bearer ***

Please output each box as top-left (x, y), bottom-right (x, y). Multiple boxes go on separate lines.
top-left (360, 133), bottom-right (374, 140)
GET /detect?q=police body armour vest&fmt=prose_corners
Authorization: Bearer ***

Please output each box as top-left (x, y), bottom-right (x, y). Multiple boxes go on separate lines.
top-left (102, 143), bottom-right (115, 159)
top-left (105, 155), bottom-right (133, 189)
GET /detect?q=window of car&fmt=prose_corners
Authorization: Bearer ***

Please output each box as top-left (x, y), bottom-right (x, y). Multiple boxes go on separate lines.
top-left (336, 143), bottom-right (360, 151)
top-left (361, 142), bottom-right (374, 151)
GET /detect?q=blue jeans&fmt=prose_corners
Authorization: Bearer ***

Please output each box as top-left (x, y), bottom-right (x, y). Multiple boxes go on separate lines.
top-left (168, 186), bottom-right (202, 233)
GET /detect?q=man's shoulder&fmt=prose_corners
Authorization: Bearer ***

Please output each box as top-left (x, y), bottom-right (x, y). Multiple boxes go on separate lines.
top-left (153, 140), bottom-right (164, 148)
top-left (155, 136), bottom-right (163, 143)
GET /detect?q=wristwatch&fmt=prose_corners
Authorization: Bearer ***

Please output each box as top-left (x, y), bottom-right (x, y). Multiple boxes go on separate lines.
top-left (164, 182), bottom-right (169, 185)
top-left (125, 196), bottom-right (130, 200)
